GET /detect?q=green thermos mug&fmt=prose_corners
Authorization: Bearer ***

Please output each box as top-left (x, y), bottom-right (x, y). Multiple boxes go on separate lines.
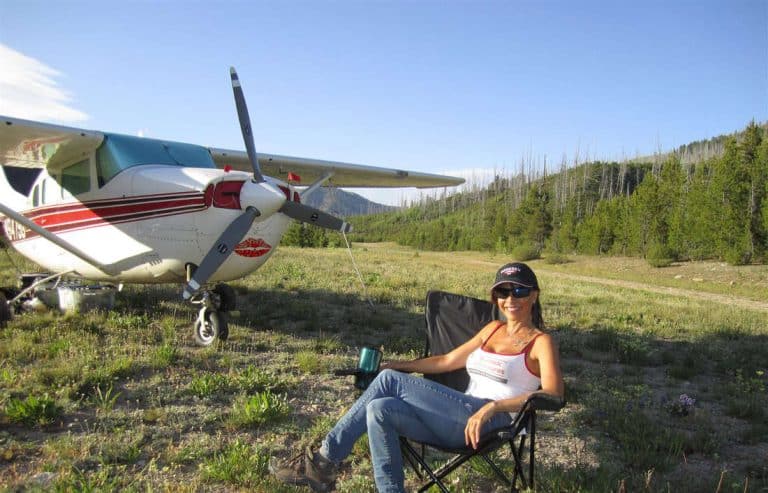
top-left (355, 346), bottom-right (382, 389)
top-left (358, 346), bottom-right (382, 373)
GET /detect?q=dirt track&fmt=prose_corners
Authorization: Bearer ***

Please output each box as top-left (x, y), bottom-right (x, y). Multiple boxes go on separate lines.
top-left (457, 256), bottom-right (768, 313)
top-left (539, 270), bottom-right (768, 313)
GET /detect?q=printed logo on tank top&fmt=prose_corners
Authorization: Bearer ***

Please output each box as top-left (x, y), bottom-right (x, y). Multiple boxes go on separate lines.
top-left (466, 351), bottom-right (513, 384)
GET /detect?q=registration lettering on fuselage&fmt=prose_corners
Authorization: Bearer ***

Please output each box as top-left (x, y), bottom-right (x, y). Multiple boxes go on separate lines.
top-left (3, 219), bottom-right (27, 242)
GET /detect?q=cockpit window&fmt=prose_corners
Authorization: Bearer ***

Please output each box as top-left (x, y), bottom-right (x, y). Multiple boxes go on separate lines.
top-left (61, 158), bottom-right (90, 196)
top-left (96, 133), bottom-right (216, 187)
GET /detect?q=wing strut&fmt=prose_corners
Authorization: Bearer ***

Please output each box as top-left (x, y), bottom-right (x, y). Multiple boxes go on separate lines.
top-left (0, 203), bottom-right (118, 276)
top-left (300, 172), bottom-right (334, 200)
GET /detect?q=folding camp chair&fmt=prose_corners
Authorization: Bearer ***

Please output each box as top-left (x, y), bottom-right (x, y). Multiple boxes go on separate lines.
top-left (399, 290), bottom-right (565, 493)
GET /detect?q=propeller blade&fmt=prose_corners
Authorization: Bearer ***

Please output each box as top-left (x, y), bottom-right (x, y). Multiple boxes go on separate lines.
top-left (279, 201), bottom-right (352, 233)
top-left (182, 206), bottom-right (260, 299)
top-left (230, 67), bottom-right (265, 183)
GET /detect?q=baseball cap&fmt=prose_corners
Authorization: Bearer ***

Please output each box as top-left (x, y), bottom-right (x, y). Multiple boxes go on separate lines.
top-left (491, 262), bottom-right (539, 290)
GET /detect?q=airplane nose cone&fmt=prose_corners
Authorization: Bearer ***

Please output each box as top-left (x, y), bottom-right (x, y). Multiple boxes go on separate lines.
top-left (238, 180), bottom-right (285, 218)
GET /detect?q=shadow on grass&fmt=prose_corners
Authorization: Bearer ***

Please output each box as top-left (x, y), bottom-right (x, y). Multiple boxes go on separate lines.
top-left (548, 314), bottom-right (768, 492)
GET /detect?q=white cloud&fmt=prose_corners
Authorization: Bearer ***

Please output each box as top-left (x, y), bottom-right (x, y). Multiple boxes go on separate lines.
top-left (0, 44), bottom-right (89, 123)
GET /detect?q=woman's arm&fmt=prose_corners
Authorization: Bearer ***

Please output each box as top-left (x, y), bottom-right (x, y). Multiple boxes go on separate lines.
top-left (464, 333), bottom-right (564, 449)
top-left (380, 321), bottom-right (498, 375)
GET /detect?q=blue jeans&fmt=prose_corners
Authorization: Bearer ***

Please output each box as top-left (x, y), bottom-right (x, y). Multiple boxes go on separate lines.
top-left (319, 369), bottom-right (512, 493)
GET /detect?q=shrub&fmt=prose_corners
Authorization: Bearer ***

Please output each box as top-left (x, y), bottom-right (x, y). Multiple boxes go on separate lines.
top-left (152, 343), bottom-right (179, 368)
top-left (228, 391), bottom-right (290, 428)
top-left (201, 439), bottom-right (269, 487)
top-left (511, 244), bottom-right (540, 262)
top-left (544, 253), bottom-right (571, 264)
top-left (725, 370), bottom-right (766, 420)
top-left (92, 383), bottom-right (121, 413)
top-left (646, 243), bottom-right (676, 268)
top-left (233, 365), bottom-right (291, 393)
top-left (296, 350), bottom-right (327, 373)
top-left (189, 373), bottom-right (229, 398)
top-left (5, 394), bottom-right (63, 426)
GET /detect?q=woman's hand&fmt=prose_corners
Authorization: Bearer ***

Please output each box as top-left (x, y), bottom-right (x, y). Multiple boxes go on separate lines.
top-left (378, 361), bottom-right (400, 371)
top-left (464, 402), bottom-right (496, 449)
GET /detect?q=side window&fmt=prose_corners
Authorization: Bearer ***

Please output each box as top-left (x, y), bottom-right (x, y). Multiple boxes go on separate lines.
top-left (32, 184), bottom-right (40, 207)
top-left (61, 158), bottom-right (91, 196)
top-left (42, 178), bottom-right (59, 204)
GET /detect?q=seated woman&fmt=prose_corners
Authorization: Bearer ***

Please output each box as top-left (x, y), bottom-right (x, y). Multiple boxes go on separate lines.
top-left (272, 262), bottom-right (564, 493)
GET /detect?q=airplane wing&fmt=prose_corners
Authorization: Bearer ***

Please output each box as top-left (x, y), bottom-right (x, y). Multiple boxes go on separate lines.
top-left (0, 116), bottom-right (463, 189)
top-left (0, 116), bottom-right (104, 170)
top-left (209, 148), bottom-right (464, 188)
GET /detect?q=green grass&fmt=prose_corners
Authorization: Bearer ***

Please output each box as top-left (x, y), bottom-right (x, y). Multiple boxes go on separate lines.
top-left (0, 245), bottom-right (766, 491)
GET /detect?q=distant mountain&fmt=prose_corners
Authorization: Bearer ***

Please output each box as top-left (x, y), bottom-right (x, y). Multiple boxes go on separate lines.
top-left (301, 187), bottom-right (399, 217)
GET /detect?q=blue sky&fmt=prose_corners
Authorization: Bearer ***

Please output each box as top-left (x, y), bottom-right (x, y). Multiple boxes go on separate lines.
top-left (1, 0), bottom-right (766, 205)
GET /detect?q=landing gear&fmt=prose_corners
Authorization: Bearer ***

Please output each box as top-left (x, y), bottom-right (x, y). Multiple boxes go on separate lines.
top-left (193, 309), bottom-right (227, 346)
top-left (189, 283), bottom-right (236, 346)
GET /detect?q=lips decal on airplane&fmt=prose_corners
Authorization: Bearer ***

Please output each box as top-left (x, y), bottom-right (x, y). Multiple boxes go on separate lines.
top-left (234, 238), bottom-right (271, 258)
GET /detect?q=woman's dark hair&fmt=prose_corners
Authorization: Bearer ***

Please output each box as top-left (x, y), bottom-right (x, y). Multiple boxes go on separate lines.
top-left (532, 296), bottom-right (545, 329)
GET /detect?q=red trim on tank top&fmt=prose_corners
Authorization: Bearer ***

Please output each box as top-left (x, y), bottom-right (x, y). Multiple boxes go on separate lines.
top-left (480, 324), bottom-right (542, 377)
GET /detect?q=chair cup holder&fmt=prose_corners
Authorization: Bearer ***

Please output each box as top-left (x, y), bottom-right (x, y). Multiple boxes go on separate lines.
top-left (333, 368), bottom-right (379, 390)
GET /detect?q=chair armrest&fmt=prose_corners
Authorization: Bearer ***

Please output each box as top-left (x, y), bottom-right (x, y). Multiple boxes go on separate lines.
top-left (333, 368), bottom-right (362, 376)
top-left (525, 393), bottom-right (566, 412)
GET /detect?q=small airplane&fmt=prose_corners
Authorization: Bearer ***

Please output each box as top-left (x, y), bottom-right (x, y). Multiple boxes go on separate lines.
top-left (0, 67), bottom-right (463, 344)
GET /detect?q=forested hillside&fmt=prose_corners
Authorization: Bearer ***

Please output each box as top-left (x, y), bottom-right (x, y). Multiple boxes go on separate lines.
top-left (292, 122), bottom-right (768, 265)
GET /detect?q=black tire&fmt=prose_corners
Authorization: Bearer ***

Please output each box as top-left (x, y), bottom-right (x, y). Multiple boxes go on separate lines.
top-left (193, 310), bottom-right (228, 346)
top-left (0, 291), bottom-right (11, 328)
top-left (212, 283), bottom-right (237, 312)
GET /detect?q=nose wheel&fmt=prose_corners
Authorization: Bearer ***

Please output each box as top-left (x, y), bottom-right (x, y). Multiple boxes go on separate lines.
top-left (189, 283), bottom-right (235, 346)
top-left (193, 308), bottom-right (229, 346)
top-left (194, 309), bottom-right (227, 346)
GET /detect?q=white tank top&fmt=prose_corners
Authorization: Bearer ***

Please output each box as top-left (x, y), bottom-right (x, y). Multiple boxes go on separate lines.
top-left (465, 324), bottom-right (542, 401)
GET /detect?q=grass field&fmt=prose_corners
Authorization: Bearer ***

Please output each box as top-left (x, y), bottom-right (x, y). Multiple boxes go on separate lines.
top-left (1, 243), bottom-right (766, 492)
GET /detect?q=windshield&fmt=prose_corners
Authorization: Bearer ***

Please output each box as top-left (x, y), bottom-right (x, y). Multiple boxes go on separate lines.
top-left (96, 133), bottom-right (216, 186)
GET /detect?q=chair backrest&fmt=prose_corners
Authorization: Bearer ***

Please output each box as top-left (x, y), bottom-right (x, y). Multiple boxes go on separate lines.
top-left (423, 290), bottom-right (502, 392)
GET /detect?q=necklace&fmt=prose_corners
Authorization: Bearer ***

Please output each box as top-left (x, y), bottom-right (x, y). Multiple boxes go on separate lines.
top-left (503, 324), bottom-right (536, 346)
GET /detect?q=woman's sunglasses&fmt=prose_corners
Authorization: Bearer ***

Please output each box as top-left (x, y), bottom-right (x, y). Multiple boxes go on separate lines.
top-left (493, 285), bottom-right (532, 299)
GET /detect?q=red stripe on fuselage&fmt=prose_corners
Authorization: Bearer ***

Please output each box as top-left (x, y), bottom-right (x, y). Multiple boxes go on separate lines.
top-left (33, 197), bottom-right (205, 227)
top-left (10, 191), bottom-right (209, 241)
top-left (25, 191), bottom-right (204, 219)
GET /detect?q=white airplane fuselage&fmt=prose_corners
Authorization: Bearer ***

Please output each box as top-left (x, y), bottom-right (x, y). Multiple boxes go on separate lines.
top-left (2, 164), bottom-right (295, 283)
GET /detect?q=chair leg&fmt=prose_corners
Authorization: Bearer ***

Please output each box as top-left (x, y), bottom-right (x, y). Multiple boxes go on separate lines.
top-left (417, 453), bottom-right (471, 493)
top-left (400, 439), bottom-right (451, 493)
top-left (509, 436), bottom-right (528, 492)
top-left (478, 453), bottom-right (512, 486)
top-left (529, 413), bottom-right (537, 490)
top-left (400, 438), bottom-right (424, 480)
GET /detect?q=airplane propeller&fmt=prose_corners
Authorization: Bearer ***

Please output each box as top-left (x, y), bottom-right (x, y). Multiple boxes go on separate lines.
top-left (182, 68), bottom-right (352, 300)
top-left (230, 68), bottom-right (265, 183)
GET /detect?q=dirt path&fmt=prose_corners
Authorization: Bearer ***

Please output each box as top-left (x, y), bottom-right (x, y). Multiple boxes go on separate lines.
top-left (361, 244), bottom-right (768, 313)
top-left (463, 257), bottom-right (768, 313)
top-left (541, 270), bottom-right (768, 312)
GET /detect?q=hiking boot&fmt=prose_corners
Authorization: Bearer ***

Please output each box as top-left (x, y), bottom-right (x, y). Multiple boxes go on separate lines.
top-left (270, 447), bottom-right (337, 492)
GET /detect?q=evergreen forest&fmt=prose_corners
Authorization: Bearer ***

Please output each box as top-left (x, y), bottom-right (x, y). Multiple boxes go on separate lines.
top-left (284, 122), bottom-right (768, 266)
